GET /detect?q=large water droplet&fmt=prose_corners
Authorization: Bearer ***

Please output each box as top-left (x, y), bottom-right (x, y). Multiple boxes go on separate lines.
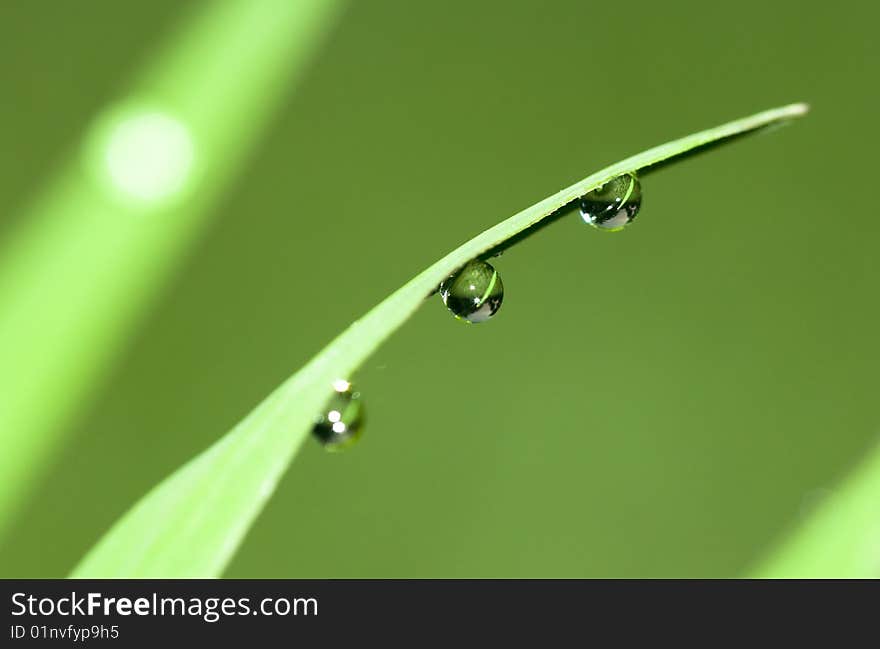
top-left (579, 172), bottom-right (642, 231)
top-left (312, 379), bottom-right (364, 451)
top-left (439, 259), bottom-right (504, 323)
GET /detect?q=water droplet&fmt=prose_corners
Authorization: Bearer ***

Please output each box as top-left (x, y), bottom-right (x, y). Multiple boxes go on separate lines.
top-left (578, 172), bottom-right (641, 231)
top-left (439, 259), bottom-right (504, 323)
top-left (312, 380), bottom-right (364, 451)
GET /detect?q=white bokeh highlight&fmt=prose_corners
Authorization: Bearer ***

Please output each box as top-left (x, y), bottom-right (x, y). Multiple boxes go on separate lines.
top-left (103, 111), bottom-right (194, 203)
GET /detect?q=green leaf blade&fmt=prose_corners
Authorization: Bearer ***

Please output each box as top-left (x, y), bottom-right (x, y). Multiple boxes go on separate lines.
top-left (71, 103), bottom-right (808, 578)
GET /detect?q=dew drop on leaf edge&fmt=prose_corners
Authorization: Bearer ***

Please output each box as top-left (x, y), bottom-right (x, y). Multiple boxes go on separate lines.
top-left (438, 259), bottom-right (504, 323)
top-left (312, 379), bottom-right (365, 451)
top-left (578, 172), bottom-right (642, 232)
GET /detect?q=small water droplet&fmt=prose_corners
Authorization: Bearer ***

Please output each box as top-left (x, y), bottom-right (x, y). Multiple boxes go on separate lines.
top-left (439, 259), bottom-right (504, 323)
top-left (579, 172), bottom-right (641, 231)
top-left (312, 380), bottom-right (364, 451)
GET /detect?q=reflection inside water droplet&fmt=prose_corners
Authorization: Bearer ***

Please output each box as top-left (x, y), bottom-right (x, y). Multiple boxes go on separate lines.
top-left (312, 380), bottom-right (364, 451)
top-left (439, 259), bottom-right (504, 323)
top-left (578, 172), bottom-right (642, 231)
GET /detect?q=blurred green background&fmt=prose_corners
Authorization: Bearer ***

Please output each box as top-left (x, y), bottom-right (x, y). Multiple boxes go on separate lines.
top-left (0, 0), bottom-right (877, 577)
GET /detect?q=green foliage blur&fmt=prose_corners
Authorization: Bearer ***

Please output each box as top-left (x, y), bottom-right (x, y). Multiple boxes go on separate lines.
top-left (0, 0), bottom-right (877, 577)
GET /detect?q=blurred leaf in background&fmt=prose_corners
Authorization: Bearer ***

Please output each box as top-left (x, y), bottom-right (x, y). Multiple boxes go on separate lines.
top-left (0, 0), bottom-right (343, 540)
top-left (0, 0), bottom-right (878, 577)
top-left (754, 444), bottom-right (880, 578)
